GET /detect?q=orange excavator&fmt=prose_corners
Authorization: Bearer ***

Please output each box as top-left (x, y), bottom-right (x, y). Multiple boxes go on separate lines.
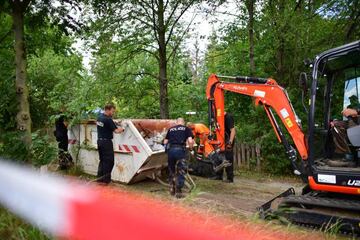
top-left (206, 41), bottom-right (360, 233)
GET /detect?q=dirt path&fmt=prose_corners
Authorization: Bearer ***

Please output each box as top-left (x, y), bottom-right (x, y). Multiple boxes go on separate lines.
top-left (190, 175), bottom-right (304, 217)
top-left (116, 172), bottom-right (304, 217)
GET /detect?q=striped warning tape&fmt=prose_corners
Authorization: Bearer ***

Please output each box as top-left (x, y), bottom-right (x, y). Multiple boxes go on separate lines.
top-left (0, 158), bottom-right (301, 240)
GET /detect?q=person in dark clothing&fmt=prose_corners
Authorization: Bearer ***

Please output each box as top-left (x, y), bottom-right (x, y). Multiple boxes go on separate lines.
top-left (328, 95), bottom-right (360, 154)
top-left (164, 118), bottom-right (194, 198)
top-left (325, 95), bottom-right (360, 166)
top-left (54, 113), bottom-right (73, 169)
top-left (96, 103), bottom-right (124, 184)
top-left (214, 112), bottom-right (236, 182)
top-left (55, 114), bottom-right (68, 152)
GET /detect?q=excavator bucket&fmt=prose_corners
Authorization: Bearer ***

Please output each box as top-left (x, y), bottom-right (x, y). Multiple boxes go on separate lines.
top-left (257, 188), bottom-right (295, 219)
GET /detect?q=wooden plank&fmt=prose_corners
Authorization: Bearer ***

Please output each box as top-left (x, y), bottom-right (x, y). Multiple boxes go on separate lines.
top-left (246, 144), bottom-right (251, 169)
top-left (241, 143), bottom-right (246, 166)
top-left (237, 143), bottom-right (241, 167)
top-left (233, 144), bottom-right (238, 169)
top-left (251, 145), bottom-right (256, 166)
top-left (256, 143), bottom-right (261, 170)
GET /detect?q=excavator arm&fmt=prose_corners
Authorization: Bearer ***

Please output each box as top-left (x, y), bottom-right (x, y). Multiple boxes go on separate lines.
top-left (206, 74), bottom-right (308, 177)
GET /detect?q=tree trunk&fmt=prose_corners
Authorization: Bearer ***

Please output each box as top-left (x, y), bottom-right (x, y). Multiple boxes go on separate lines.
top-left (246, 0), bottom-right (255, 76)
top-left (157, 0), bottom-right (169, 119)
top-left (159, 54), bottom-right (168, 119)
top-left (276, 0), bottom-right (285, 83)
top-left (12, 0), bottom-right (32, 146)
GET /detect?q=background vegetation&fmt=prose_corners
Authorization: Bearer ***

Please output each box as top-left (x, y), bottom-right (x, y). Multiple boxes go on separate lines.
top-left (0, 1), bottom-right (359, 238)
top-left (0, 0), bottom-right (359, 172)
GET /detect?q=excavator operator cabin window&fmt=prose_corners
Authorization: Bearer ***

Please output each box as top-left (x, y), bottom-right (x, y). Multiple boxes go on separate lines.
top-left (343, 68), bottom-right (360, 116)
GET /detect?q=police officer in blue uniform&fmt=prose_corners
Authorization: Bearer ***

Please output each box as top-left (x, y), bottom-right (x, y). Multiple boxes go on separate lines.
top-left (164, 118), bottom-right (194, 198)
top-left (96, 103), bottom-right (124, 184)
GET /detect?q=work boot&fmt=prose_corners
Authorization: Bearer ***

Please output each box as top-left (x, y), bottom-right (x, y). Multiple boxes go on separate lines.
top-left (170, 184), bottom-right (175, 196)
top-left (96, 181), bottom-right (110, 186)
top-left (209, 176), bottom-right (222, 181)
top-left (224, 179), bottom-right (234, 183)
top-left (213, 160), bottom-right (231, 172)
top-left (175, 188), bottom-right (184, 199)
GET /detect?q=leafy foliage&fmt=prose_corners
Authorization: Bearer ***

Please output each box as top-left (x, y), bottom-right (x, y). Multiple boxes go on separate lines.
top-left (0, 131), bottom-right (57, 166)
top-left (0, 207), bottom-right (49, 240)
top-left (0, 0), bottom-right (359, 175)
top-left (29, 131), bottom-right (57, 167)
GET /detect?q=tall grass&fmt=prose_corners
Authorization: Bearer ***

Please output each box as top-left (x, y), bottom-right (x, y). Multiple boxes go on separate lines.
top-left (0, 207), bottom-right (50, 240)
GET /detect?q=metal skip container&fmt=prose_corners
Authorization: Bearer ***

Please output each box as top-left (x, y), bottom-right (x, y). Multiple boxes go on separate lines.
top-left (68, 119), bottom-right (177, 184)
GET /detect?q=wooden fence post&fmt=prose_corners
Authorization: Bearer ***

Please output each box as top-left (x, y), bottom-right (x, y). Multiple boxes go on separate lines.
top-left (233, 144), bottom-right (238, 169)
top-left (251, 146), bottom-right (255, 166)
top-left (241, 143), bottom-right (246, 167)
top-left (231, 142), bottom-right (261, 170)
top-left (236, 143), bottom-right (241, 167)
top-left (256, 143), bottom-right (261, 170)
top-left (246, 144), bottom-right (250, 169)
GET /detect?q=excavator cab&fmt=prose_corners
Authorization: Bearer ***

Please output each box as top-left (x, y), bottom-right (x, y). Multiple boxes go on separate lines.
top-left (307, 41), bottom-right (360, 193)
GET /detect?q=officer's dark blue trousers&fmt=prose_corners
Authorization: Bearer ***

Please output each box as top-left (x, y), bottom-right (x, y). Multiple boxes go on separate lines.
top-left (167, 147), bottom-right (187, 189)
top-left (97, 139), bottom-right (114, 184)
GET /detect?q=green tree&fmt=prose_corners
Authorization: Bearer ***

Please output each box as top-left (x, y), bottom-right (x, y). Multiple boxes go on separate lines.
top-left (89, 0), bottom-right (200, 118)
top-left (0, 0), bottom-right (82, 148)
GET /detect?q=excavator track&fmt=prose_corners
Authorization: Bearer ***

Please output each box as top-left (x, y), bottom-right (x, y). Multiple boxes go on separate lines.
top-left (282, 195), bottom-right (360, 211)
top-left (279, 195), bottom-right (360, 235)
top-left (258, 188), bottom-right (360, 236)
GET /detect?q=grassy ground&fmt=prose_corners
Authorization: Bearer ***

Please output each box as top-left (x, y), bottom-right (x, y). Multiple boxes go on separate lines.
top-left (0, 207), bottom-right (50, 240)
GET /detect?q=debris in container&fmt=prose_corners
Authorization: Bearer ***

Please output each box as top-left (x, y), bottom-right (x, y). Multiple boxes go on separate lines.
top-left (143, 131), bottom-right (167, 151)
top-left (152, 143), bottom-right (165, 151)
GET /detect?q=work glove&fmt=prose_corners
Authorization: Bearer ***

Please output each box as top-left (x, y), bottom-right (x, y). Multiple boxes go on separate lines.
top-left (226, 141), bottom-right (233, 150)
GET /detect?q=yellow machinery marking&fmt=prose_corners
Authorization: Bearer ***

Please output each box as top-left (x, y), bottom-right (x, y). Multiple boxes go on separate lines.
top-left (285, 118), bottom-right (293, 128)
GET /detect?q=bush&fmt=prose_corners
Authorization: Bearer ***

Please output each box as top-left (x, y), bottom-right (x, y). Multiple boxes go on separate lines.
top-left (30, 131), bottom-right (58, 167)
top-left (0, 132), bottom-right (29, 161)
top-left (259, 132), bottom-right (291, 175)
top-left (0, 131), bottom-right (57, 167)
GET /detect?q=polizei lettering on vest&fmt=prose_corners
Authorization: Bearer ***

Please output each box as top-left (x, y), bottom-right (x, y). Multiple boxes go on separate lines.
top-left (169, 126), bottom-right (186, 131)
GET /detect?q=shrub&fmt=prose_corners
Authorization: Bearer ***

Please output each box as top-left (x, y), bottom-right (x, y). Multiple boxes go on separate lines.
top-left (0, 131), bottom-right (57, 167)
top-left (0, 132), bottom-right (29, 161)
top-left (30, 131), bottom-right (58, 167)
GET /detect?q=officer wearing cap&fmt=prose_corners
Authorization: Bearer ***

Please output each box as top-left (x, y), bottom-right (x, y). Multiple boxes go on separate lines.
top-left (96, 103), bottom-right (124, 184)
top-left (164, 118), bottom-right (194, 198)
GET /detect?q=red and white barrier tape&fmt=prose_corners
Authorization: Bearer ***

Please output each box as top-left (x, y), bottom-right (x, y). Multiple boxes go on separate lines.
top-left (0, 159), bottom-right (92, 236)
top-left (0, 159), bottom-right (300, 240)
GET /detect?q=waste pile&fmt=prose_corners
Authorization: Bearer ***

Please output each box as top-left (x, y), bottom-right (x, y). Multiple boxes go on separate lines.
top-left (142, 131), bottom-right (167, 151)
